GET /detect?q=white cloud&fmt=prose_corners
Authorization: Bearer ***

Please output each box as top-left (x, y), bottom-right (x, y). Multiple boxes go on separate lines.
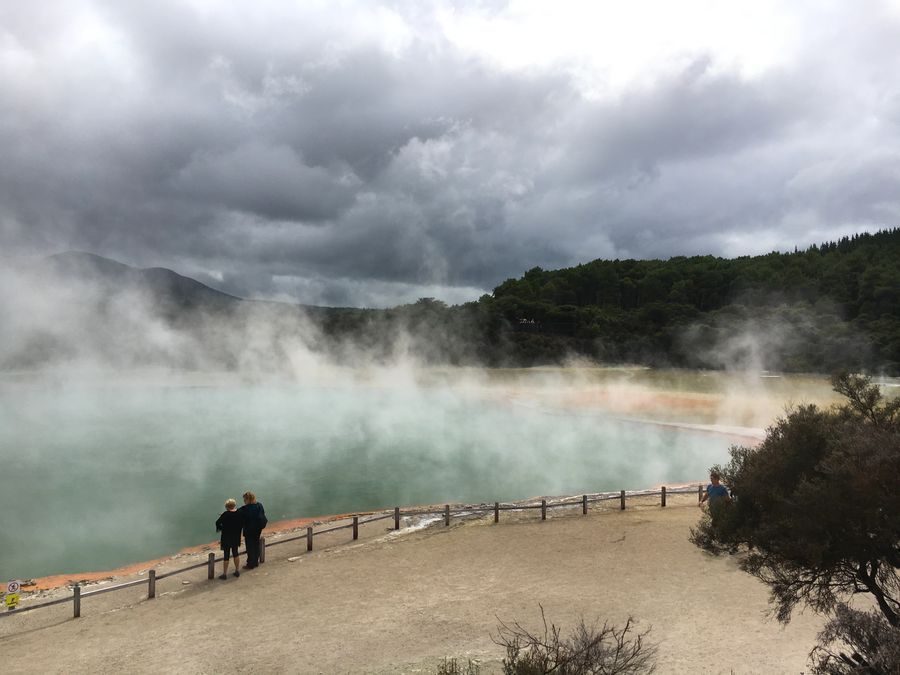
top-left (1, 1), bottom-right (898, 306)
top-left (438, 0), bottom-right (805, 95)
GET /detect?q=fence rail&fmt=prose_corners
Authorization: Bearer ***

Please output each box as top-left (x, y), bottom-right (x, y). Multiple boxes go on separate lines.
top-left (2, 484), bottom-right (703, 620)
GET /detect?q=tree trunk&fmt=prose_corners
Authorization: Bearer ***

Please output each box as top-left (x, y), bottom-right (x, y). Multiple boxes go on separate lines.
top-left (858, 561), bottom-right (900, 627)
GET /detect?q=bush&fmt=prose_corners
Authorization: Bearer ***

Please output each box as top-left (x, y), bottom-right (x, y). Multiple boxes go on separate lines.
top-left (435, 657), bottom-right (481, 675)
top-left (492, 606), bottom-right (656, 674)
top-left (689, 374), bottom-right (900, 627)
top-left (810, 604), bottom-right (900, 674)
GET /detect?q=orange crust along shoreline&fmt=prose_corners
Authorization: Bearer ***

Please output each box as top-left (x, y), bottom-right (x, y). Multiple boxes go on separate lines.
top-left (24, 388), bottom-right (767, 593)
top-left (26, 512), bottom-right (362, 591)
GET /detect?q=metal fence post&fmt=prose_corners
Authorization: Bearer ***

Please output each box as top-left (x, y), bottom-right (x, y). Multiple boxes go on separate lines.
top-left (494, 501), bottom-right (499, 523)
top-left (352, 515), bottom-right (359, 540)
top-left (583, 494), bottom-right (588, 515)
top-left (444, 504), bottom-right (450, 526)
top-left (541, 499), bottom-right (547, 521)
top-left (620, 490), bottom-right (626, 510)
top-left (394, 507), bottom-right (400, 530)
top-left (73, 584), bottom-right (81, 618)
top-left (306, 526), bottom-right (313, 552)
top-left (207, 552), bottom-right (215, 579)
top-left (148, 569), bottom-right (156, 599)
top-left (661, 486), bottom-right (667, 507)
top-left (259, 537), bottom-right (266, 564)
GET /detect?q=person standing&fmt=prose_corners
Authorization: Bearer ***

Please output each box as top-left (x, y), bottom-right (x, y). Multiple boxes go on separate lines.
top-left (699, 470), bottom-right (732, 524)
top-left (699, 470), bottom-right (732, 506)
top-left (239, 491), bottom-right (267, 569)
top-left (215, 498), bottom-right (243, 579)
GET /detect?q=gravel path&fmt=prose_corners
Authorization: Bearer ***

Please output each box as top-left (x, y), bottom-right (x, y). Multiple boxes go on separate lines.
top-left (0, 494), bottom-right (824, 673)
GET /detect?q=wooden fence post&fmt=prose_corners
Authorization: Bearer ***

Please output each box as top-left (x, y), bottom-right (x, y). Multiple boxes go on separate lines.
top-left (259, 537), bottom-right (266, 564)
top-left (73, 584), bottom-right (81, 618)
top-left (541, 499), bottom-right (547, 521)
top-left (494, 502), bottom-right (499, 523)
top-left (207, 552), bottom-right (215, 579)
top-left (306, 526), bottom-right (313, 552)
top-left (148, 569), bottom-right (156, 599)
top-left (444, 505), bottom-right (450, 527)
top-left (394, 507), bottom-right (400, 530)
top-left (352, 515), bottom-right (359, 541)
top-left (698, 484), bottom-right (703, 502)
top-left (661, 486), bottom-right (667, 507)
top-left (620, 490), bottom-right (626, 510)
top-left (582, 494), bottom-right (588, 515)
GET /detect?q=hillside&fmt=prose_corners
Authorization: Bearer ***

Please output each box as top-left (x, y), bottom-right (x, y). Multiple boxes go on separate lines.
top-left (42, 251), bottom-right (243, 314)
top-left (479, 229), bottom-right (900, 373)
top-left (0, 252), bottom-right (293, 370)
top-left (2, 230), bottom-right (898, 373)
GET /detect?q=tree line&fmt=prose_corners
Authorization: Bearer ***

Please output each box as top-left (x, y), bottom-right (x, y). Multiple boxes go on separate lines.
top-left (318, 228), bottom-right (900, 374)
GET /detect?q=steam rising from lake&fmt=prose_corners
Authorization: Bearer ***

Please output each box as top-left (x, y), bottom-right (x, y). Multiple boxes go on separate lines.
top-left (0, 366), bottom-right (849, 580)
top-left (0, 257), bottom-right (878, 579)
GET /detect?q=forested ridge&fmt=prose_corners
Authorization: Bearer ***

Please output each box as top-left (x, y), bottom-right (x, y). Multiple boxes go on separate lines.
top-left (321, 228), bottom-right (900, 373)
top-left (5, 230), bottom-right (898, 374)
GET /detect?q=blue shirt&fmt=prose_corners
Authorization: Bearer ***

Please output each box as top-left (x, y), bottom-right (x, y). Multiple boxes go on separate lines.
top-left (707, 484), bottom-right (729, 501)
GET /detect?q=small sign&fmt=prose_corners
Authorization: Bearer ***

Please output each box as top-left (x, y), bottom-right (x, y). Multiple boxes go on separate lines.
top-left (6, 581), bottom-right (20, 594)
top-left (4, 593), bottom-right (19, 610)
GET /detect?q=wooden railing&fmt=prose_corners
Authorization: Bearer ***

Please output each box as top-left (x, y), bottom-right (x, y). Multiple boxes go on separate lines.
top-left (1, 484), bottom-right (703, 619)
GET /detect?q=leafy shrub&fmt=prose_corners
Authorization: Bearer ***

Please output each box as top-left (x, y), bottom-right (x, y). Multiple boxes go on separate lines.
top-left (690, 374), bottom-right (900, 627)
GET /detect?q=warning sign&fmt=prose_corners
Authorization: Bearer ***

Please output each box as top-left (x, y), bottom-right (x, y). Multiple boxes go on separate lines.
top-left (6, 581), bottom-right (20, 594)
top-left (4, 593), bottom-right (19, 610)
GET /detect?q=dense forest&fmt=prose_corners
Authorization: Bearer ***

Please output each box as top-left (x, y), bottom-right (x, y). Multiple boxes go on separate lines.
top-left (318, 228), bottom-right (900, 374)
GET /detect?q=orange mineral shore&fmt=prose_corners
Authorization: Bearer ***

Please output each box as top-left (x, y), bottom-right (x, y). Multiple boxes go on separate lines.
top-left (26, 512), bottom-right (358, 591)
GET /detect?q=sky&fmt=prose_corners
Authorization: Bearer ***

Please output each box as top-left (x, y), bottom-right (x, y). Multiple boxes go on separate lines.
top-left (2, 1), bottom-right (899, 308)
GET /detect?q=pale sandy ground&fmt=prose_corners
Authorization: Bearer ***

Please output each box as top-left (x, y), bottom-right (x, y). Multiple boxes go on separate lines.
top-left (0, 494), bottom-right (824, 674)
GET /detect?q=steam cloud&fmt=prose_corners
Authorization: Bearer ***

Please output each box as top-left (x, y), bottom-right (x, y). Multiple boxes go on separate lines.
top-left (0, 258), bottom-right (848, 580)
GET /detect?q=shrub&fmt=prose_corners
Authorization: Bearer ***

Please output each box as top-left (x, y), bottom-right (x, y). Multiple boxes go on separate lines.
top-left (435, 657), bottom-right (481, 675)
top-left (809, 604), bottom-right (900, 674)
top-left (492, 606), bottom-right (656, 674)
top-left (690, 374), bottom-right (899, 627)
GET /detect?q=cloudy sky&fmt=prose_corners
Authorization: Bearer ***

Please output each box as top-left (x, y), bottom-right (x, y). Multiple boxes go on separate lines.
top-left (2, 1), bottom-right (899, 307)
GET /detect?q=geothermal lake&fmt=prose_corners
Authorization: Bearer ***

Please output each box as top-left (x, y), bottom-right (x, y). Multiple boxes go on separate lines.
top-left (0, 367), bottom-right (873, 579)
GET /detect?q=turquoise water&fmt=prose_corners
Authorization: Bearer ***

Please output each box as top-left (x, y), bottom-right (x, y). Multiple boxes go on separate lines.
top-left (0, 375), bottom-right (732, 579)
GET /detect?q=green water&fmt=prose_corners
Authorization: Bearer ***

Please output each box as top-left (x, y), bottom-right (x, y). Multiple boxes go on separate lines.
top-left (0, 369), bottom-right (795, 579)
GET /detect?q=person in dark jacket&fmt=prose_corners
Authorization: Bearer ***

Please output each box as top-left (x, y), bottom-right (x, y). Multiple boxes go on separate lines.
top-left (239, 490), bottom-right (267, 569)
top-left (215, 498), bottom-right (243, 579)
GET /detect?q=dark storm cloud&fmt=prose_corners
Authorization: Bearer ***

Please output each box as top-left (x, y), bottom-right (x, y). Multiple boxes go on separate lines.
top-left (1, 1), bottom-right (899, 307)
top-left (173, 143), bottom-right (357, 221)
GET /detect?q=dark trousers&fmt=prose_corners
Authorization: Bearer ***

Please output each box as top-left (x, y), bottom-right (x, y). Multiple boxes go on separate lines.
top-left (244, 529), bottom-right (261, 567)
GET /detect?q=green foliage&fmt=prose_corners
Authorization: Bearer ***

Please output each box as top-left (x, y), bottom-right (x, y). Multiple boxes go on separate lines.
top-left (485, 229), bottom-right (900, 372)
top-left (690, 374), bottom-right (900, 627)
top-left (310, 229), bottom-right (900, 372)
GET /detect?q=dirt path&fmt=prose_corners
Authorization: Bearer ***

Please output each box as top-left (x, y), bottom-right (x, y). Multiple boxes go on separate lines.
top-left (0, 495), bottom-right (824, 673)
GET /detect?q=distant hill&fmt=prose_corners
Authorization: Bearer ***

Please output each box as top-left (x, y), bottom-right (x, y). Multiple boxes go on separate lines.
top-left (0, 251), bottom-right (300, 370)
top-left (37, 251), bottom-right (244, 314)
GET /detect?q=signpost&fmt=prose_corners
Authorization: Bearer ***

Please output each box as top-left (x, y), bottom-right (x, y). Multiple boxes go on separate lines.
top-left (5, 581), bottom-right (21, 611)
